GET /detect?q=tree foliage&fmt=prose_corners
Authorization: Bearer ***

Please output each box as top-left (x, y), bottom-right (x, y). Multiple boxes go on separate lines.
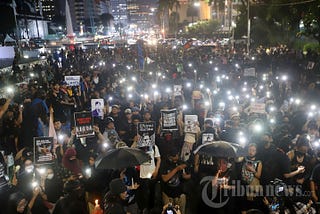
top-left (186, 20), bottom-right (220, 38)
top-left (235, 0), bottom-right (320, 46)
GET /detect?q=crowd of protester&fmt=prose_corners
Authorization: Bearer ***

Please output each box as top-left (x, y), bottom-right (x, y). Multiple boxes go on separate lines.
top-left (0, 40), bottom-right (320, 214)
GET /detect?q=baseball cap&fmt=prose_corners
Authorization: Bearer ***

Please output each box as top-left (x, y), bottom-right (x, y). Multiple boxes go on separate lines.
top-left (124, 108), bottom-right (132, 114)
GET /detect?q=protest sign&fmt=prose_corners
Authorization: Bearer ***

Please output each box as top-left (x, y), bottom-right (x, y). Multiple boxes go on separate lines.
top-left (250, 103), bottom-right (266, 114)
top-left (161, 109), bottom-right (178, 130)
top-left (173, 85), bottom-right (182, 96)
top-left (74, 112), bottom-right (95, 138)
top-left (137, 122), bottom-right (156, 147)
top-left (243, 68), bottom-right (256, 77)
top-left (33, 137), bottom-right (54, 164)
top-left (202, 133), bottom-right (215, 144)
top-left (184, 115), bottom-right (198, 133)
top-left (91, 99), bottom-right (104, 119)
top-left (65, 75), bottom-right (81, 86)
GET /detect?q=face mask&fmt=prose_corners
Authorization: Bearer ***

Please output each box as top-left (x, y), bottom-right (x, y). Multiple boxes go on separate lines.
top-left (47, 174), bottom-right (54, 180)
top-left (25, 165), bottom-right (34, 173)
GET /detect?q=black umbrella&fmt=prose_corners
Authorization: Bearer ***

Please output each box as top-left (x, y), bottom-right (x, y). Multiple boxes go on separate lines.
top-left (95, 147), bottom-right (151, 169)
top-left (193, 141), bottom-right (246, 158)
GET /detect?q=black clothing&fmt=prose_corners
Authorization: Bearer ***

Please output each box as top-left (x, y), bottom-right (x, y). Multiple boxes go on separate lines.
top-left (103, 191), bottom-right (126, 214)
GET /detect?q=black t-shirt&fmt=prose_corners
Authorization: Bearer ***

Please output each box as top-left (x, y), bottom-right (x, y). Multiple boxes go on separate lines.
top-left (160, 160), bottom-right (187, 198)
top-left (310, 163), bottom-right (320, 196)
top-left (259, 145), bottom-right (291, 185)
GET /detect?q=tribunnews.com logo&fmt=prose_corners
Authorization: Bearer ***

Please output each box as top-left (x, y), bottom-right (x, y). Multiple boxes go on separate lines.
top-left (200, 176), bottom-right (312, 208)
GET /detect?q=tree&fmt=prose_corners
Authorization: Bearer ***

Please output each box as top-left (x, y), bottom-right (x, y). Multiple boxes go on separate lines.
top-left (234, 0), bottom-right (318, 47)
top-left (300, 1), bottom-right (320, 44)
top-left (100, 13), bottom-right (114, 28)
top-left (158, 0), bottom-right (180, 32)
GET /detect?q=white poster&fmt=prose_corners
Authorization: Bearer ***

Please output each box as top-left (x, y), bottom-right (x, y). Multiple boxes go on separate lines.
top-left (184, 115), bottom-right (198, 133)
top-left (65, 75), bottom-right (81, 86)
top-left (91, 99), bottom-right (104, 119)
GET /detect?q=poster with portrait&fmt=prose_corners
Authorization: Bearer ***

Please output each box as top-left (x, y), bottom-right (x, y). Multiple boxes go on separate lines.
top-left (173, 85), bottom-right (182, 96)
top-left (74, 112), bottom-right (95, 138)
top-left (91, 99), bottom-right (104, 119)
top-left (33, 137), bottom-right (54, 164)
top-left (184, 115), bottom-right (198, 133)
top-left (161, 109), bottom-right (178, 130)
top-left (202, 133), bottom-right (215, 144)
top-left (137, 122), bottom-right (156, 147)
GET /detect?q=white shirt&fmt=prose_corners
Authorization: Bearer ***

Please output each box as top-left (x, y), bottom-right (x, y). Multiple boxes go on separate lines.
top-left (140, 145), bottom-right (160, 179)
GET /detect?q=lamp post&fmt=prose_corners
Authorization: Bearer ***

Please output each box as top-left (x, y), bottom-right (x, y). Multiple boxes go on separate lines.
top-left (247, 0), bottom-right (250, 55)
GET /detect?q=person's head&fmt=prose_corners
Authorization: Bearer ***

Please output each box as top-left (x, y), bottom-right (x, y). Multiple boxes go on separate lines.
top-left (217, 158), bottom-right (229, 173)
top-left (7, 192), bottom-right (28, 213)
top-left (109, 178), bottom-right (127, 200)
top-left (132, 106), bottom-right (140, 115)
top-left (261, 132), bottom-right (273, 148)
top-left (296, 134), bottom-right (310, 155)
top-left (105, 117), bottom-right (115, 129)
top-left (24, 159), bottom-right (34, 173)
top-left (132, 115), bottom-right (141, 125)
top-left (111, 105), bottom-right (120, 114)
top-left (64, 148), bottom-right (77, 161)
top-left (143, 111), bottom-right (151, 121)
top-left (88, 153), bottom-right (97, 167)
top-left (46, 167), bottom-right (55, 180)
top-left (231, 112), bottom-right (241, 126)
top-left (124, 108), bottom-right (132, 119)
top-left (52, 82), bottom-right (60, 91)
top-left (54, 119), bottom-right (62, 131)
top-left (63, 179), bottom-right (84, 198)
top-left (204, 119), bottom-right (213, 129)
top-left (167, 147), bottom-right (180, 163)
top-left (247, 143), bottom-right (257, 158)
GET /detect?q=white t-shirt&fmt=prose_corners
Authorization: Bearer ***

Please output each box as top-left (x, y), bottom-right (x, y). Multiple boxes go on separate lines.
top-left (140, 145), bottom-right (160, 179)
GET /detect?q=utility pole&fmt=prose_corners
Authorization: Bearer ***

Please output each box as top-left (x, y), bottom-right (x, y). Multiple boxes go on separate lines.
top-left (247, 0), bottom-right (250, 55)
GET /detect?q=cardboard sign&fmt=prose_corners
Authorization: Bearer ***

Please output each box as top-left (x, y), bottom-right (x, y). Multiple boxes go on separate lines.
top-left (244, 68), bottom-right (256, 77)
top-left (184, 115), bottom-right (198, 133)
top-left (250, 103), bottom-right (266, 114)
top-left (34, 137), bottom-right (54, 164)
top-left (174, 85), bottom-right (182, 96)
top-left (161, 109), bottom-right (178, 130)
top-left (202, 133), bottom-right (215, 144)
top-left (137, 122), bottom-right (156, 147)
top-left (65, 75), bottom-right (81, 86)
top-left (74, 112), bottom-right (95, 138)
top-left (192, 90), bottom-right (202, 100)
top-left (91, 99), bottom-right (104, 119)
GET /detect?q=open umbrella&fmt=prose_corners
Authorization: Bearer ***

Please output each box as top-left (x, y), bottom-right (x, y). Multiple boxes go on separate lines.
top-left (95, 147), bottom-right (151, 169)
top-left (193, 141), bottom-right (246, 158)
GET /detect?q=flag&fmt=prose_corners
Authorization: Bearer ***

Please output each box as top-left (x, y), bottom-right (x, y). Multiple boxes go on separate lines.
top-left (48, 107), bottom-right (57, 145)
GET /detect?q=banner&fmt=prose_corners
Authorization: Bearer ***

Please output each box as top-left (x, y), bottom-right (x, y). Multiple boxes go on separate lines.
top-left (33, 137), bottom-right (54, 164)
top-left (74, 112), bottom-right (95, 138)
top-left (184, 115), bottom-right (198, 133)
top-left (137, 122), bottom-right (156, 147)
top-left (161, 109), bottom-right (178, 130)
top-left (91, 99), bottom-right (104, 119)
top-left (173, 85), bottom-right (182, 96)
top-left (202, 133), bottom-right (215, 144)
top-left (65, 75), bottom-right (81, 86)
